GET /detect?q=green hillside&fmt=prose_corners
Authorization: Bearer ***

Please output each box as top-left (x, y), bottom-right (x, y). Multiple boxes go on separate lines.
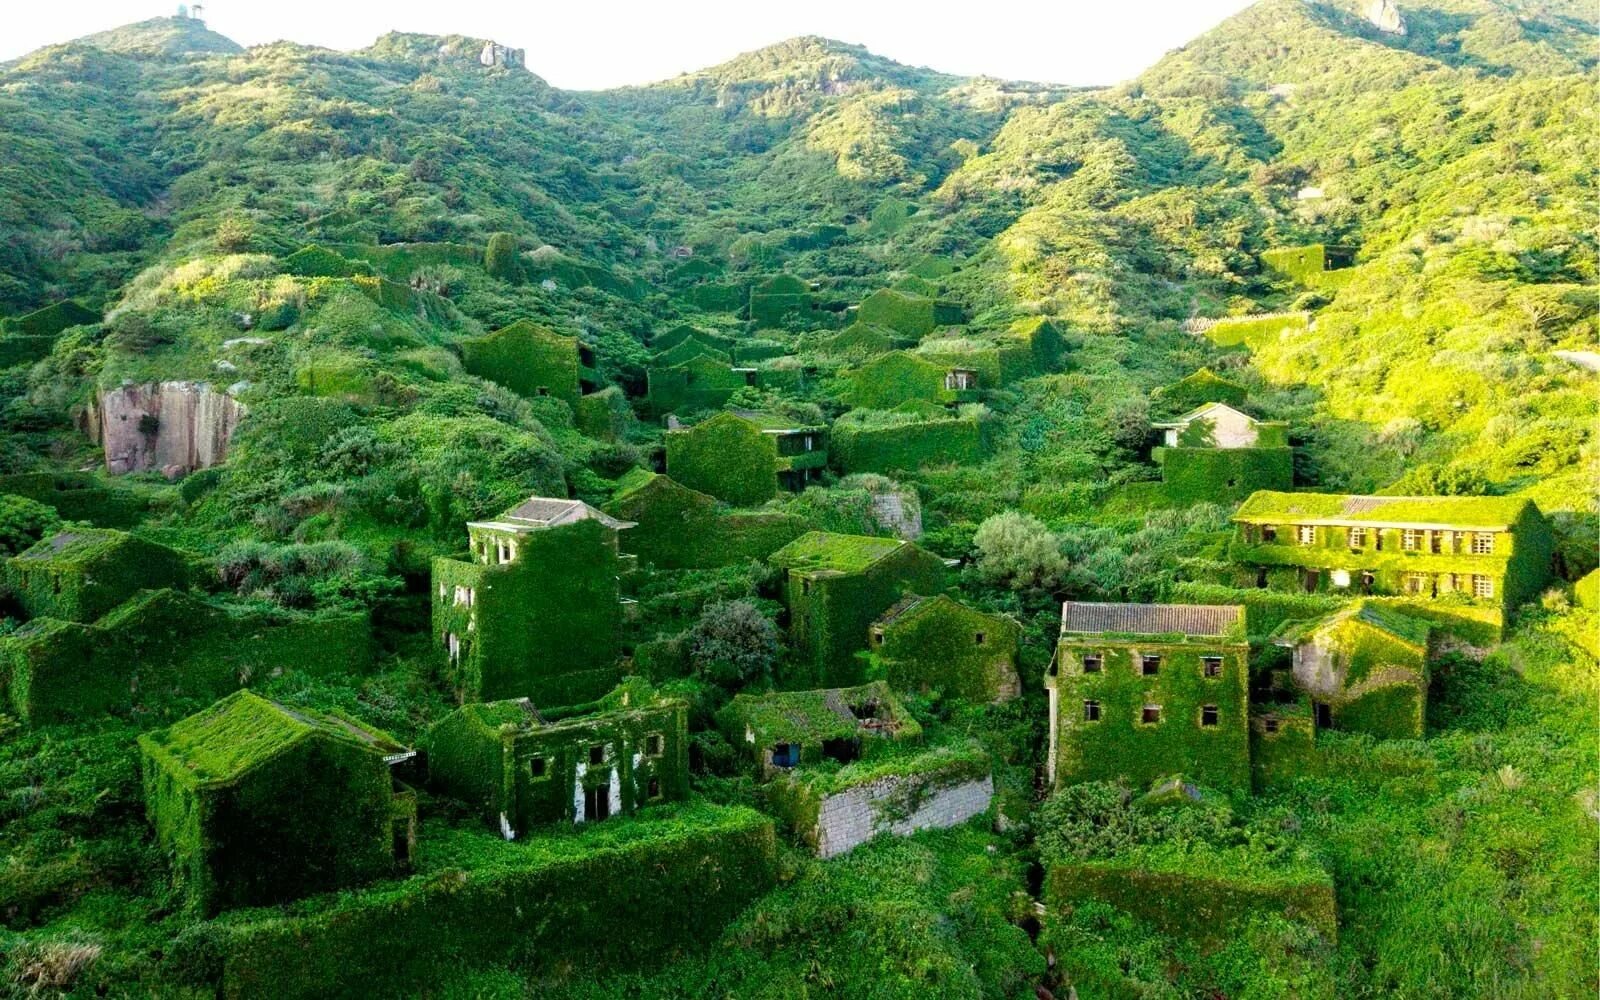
top-left (0, 2), bottom-right (1593, 997)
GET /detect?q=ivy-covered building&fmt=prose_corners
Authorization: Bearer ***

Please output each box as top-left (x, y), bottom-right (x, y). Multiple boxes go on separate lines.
top-left (427, 681), bottom-right (688, 837)
top-left (1046, 602), bottom-right (1250, 792)
top-left (138, 690), bottom-right (416, 914)
top-left (770, 531), bottom-right (949, 686)
top-left (1151, 368), bottom-right (1248, 417)
top-left (1272, 601), bottom-right (1432, 740)
top-left (603, 470), bottom-right (804, 570)
top-left (839, 352), bottom-right (978, 410)
top-left (5, 528), bottom-right (191, 623)
top-left (431, 497), bottom-right (634, 705)
top-left (854, 288), bottom-right (964, 339)
top-left (748, 274), bottom-right (817, 327)
top-left (1152, 402), bottom-right (1291, 503)
top-left (664, 411), bottom-right (827, 505)
top-left (458, 319), bottom-right (599, 404)
top-left (645, 353), bottom-right (755, 415)
top-left (717, 680), bottom-right (921, 776)
top-left (867, 594), bottom-right (1020, 702)
top-left (1228, 492), bottom-right (1554, 621)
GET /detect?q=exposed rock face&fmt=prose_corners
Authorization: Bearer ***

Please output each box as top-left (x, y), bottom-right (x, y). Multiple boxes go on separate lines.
top-left (479, 42), bottom-right (525, 69)
top-left (812, 773), bottom-right (993, 858)
top-left (91, 381), bottom-right (245, 476)
top-left (870, 490), bottom-right (923, 540)
top-left (1365, 0), bottom-right (1407, 35)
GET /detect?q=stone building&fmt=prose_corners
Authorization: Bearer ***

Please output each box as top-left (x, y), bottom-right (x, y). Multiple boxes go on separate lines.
top-left (138, 690), bottom-right (415, 914)
top-left (1272, 601), bottom-right (1431, 740)
top-left (458, 319), bottom-right (598, 404)
top-left (769, 531), bottom-right (949, 686)
top-left (1046, 602), bottom-right (1250, 792)
top-left (868, 594), bottom-right (1020, 702)
top-left (431, 496), bottom-right (634, 705)
top-left (718, 681), bottom-right (921, 777)
top-left (5, 528), bottom-right (191, 623)
top-left (1151, 402), bottom-right (1291, 502)
top-left (665, 411), bottom-right (828, 503)
top-left (427, 681), bottom-right (688, 838)
top-left (1228, 491), bottom-right (1553, 621)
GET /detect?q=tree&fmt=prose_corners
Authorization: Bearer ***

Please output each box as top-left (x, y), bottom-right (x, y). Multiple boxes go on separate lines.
top-left (0, 495), bottom-right (60, 557)
top-left (687, 599), bottom-right (781, 688)
top-left (972, 511), bottom-right (1068, 590)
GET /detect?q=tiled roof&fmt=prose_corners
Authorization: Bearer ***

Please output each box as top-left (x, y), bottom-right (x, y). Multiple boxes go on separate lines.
top-left (1151, 402), bottom-right (1255, 429)
top-left (1060, 601), bottom-right (1242, 639)
top-left (491, 496), bottom-right (634, 531)
top-left (1233, 490), bottom-right (1533, 529)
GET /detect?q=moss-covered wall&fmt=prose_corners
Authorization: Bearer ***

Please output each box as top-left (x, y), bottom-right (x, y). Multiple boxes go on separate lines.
top-left (781, 543), bottom-right (948, 687)
top-left (841, 352), bottom-right (964, 409)
top-left (5, 529), bottom-right (192, 623)
top-left (664, 412), bottom-right (778, 507)
top-left (1, 299), bottom-right (98, 337)
top-left (857, 289), bottom-right (940, 338)
top-left (1202, 312), bottom-right (1310, 350)
top-left (604, 473), bottom-right (802, 569)
top-left (1152, 368), bottom-right (1247, 416)
top-left (1158, 446), bottom-right (1292, 504)
top-left (458, 320), bottom-right (582, 404)
top-left (429, 698), bottom-right (689, 834)
top-left (833, 416), bottom-right (984, 474)
top-left (749, 275), bottom-right (814, 327)
top-left (164, 805), bottom-right (779, 999)
top-left (0, 472), bottom-right (148, 526)
top-left (1249, 708), bottom-right (1318, 789)
top-left (141, 727), bottom-right (395, 914)
top-left (645, 355), bottom-right (751, 415)
top-left (3, 589), bottom-right (371, 724)
top-left (869, 596), bottom-right (1020, 702)
top-left (1260, 244), bottom-right (1328, 283)
top-left (431, 519), bottom-right (622, 705)
top-left (1046, 848), bottom-right (1337, 949)
top-left (1049, 638), bottom-right (1250, 792)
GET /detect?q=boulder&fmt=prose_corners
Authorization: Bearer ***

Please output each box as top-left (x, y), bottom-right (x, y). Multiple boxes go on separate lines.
top-left (1364, 0), bottom-right (1406, 34)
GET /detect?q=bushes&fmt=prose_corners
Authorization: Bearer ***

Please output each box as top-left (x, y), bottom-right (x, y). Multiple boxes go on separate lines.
top-left (166, 805), bottom-right (779, 999)
top-left (686, 599), bottom-right (781, 688)
top-left (832, 412), bottom-right (984, 474)
top-left (483, 232), bottom-right (520, 282)
top-left (0, 494), bottom-right (60, 557)
top-left (972, 511), bottom-right (1066, 591)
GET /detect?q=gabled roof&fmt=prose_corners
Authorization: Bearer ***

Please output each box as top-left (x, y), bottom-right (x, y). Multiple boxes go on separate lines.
top-left (141, 690), bottom-right (409, 787)
top-left (1233, 491), bottom-right (1535, 531)
top-left (1273, 601), bottom-right (1430, 650)
top-left (1060, 601), bottom-right (1243, 641)
top-left (729, 408), bottom-right (825, 433)
top-left (472, 495), bottom-right (634, 533)
top-left (721, 681), bottom-right (911, 746)
top-left (874, 593), bottom-right (1004, 631)
top-left (770, 531), bottom-right (909, 576)
top-left (1152, 401), bottom-right (1256, 430)
top-left (12, 528), bottom-right (130, 566)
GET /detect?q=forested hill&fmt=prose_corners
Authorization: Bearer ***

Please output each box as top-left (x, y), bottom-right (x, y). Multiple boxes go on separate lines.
top-left (0, 0), bottom-right (1594, 996)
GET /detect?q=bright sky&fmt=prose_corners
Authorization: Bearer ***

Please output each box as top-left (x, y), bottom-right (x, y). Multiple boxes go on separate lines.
top-left (3, 1), bottom-right (1258, 89)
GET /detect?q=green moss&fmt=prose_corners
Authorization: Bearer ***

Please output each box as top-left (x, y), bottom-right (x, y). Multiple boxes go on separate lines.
top-left (1152, 367), bottom-right (1248, 415)
top-left (841, 351), bottom-right (968, 409)
top-left (833, 410), bottom-right (984, 474)
top-left (868, 594), bottom-right (1020, 701)
top-left (2, 299), bottom-right (98, 337)
top-left (5, 527), bottom-right (192, 623)
top-left (282, 245), bottom-right (365, 278)
top-left (483, 232), bottom-right (521, 282)
top-left (1260, 244), bottom-right (1328, 283)
top-left (1158, 447), bottom-right (1292, 504)
top-left (645, 354), bottom-right (750, 415)
top-left (458, 319), bottom-right (583, 404)
top-left (1202, 312), bottom-right (1309, 349)
top-left (665, 412), bottom-right (779, 507)
top-left (0, 472), bottom-right (149, 527)
top-left (604, 472), bottom-right (802, 569)
top-left (717, 680), bottom-right (922, 768)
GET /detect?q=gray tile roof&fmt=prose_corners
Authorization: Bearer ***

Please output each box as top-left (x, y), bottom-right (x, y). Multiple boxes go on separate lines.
top-left (496, 496), bottom-right (633, 531)
top-left (1059, 602), bottom-right (1242, 639)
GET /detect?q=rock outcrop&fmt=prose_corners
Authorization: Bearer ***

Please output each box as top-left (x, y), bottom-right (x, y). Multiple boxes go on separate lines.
top-left (479, 42), bottom-right (524, 69)
top-left (1364, 0), bottom-right (1407, 35)
top-left (90, 381), bottom-right (245, 477)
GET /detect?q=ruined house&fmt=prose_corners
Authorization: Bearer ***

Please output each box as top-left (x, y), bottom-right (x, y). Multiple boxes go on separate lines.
top-left (664, 410), bottom-right (828, 505)
top-left (1046, 602), bottom-right (1251, 792)
top-left (458, 319), bottom-right (598, 404)
top-left (1229, 491), bottom-right (1553, 626)
top-left (769, 531), bottom-right (949, 686)
top-left (717, 681), bottom-right (921, 777)
top-left (1151, 402), bottom-right (1291, 502)
top-left (138, 690), bottom-right (416, 914)
top-left (868, 594), bottom-right (1021, 702)
top-left (4, 528), bottom-right (191, 623)
top-left (1272, 601), bottom-right (1431, 740)
top-left (431, 496), bottom-right (635, 705)
top-left (427, 681), bottom-right (688, 838)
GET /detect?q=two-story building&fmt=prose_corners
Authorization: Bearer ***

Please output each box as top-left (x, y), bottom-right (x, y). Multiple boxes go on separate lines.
top-left (1151, 403), bottom-right (1291, 502)
top-left (1046, 602), bottom-right (1250, 792)
top-left (431, 496), bottom-right (635, 705)
top-left (1228, 491), bottom-right (1553, 621)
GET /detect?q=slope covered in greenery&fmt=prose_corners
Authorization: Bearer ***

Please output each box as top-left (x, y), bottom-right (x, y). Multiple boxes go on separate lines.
top-left (0, 1), bottom-right (1593, 997)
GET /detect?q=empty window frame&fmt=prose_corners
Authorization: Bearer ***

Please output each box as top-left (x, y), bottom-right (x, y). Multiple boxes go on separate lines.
top-left (644, 733), bottom-right (663, 757)
top-left (1082, 700), bottom-right (1101, 722)
top-left (1140, 705), bottom-right (1163, 725)
top-left (528, 756), bottom-right (548, 779)
top-left (1261, 525), bottom-right (1278, 543)
top-left (1263, 717), bottom-right (1281, 734)
top-left (647, 777), bottom-right (661, 799)
top-left (974, 632), bottom-right (986, 646)
top-left (1081, 653), bottom-right (1103, 674)
top-left (588, 744), bottom-right (606, 766)
top-left (1347, 527), bottom-right (1366, 549)
top-left (1201, 656), bottom-right (1223, 678)
top-left (1141, 654), bottom-right (1161, 676)
top-left (1201, 705), bottom-right (1219, 727)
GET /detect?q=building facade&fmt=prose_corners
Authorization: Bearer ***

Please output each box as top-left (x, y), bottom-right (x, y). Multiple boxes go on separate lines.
top-left (1046, 602), bottom-right (1250, 792)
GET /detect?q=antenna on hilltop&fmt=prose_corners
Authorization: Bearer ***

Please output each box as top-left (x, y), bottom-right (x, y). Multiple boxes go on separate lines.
top-left (192, 3), bottom-right (206, 21)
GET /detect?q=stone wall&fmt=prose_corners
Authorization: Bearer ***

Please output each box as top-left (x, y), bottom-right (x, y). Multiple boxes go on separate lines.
top-left (92, 381), bottom-right (245, 477)
top-left (814, 772), bottom-right (992, 858)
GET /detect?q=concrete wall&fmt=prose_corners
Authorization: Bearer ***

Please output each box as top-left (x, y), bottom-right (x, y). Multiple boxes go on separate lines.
top-left (814, 772), bottom-right (993, 858)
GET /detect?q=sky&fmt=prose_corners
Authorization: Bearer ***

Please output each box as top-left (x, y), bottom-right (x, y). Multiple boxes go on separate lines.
top-left (2, 1), bottom-right (1258, 89)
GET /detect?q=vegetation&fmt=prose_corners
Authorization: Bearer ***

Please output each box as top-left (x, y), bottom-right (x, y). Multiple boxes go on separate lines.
top-left (0, 2), bottom-right (1592, 997)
